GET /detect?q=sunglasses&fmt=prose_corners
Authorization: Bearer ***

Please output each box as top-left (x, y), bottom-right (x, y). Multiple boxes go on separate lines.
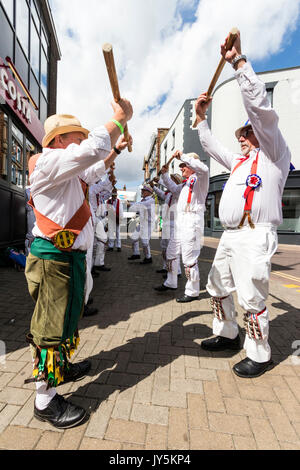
top-left (239, 128), bottom-right (253, 139)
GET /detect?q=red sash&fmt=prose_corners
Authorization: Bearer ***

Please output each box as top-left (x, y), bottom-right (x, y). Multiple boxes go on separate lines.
top-left (231, 152), bottom-right (260, 229)
top-left (28, 153), bottom-right (91, 251)
top-left (107, 198), bottom-right (120, 224)
top-left (186, 176), bottom-right (196, 211)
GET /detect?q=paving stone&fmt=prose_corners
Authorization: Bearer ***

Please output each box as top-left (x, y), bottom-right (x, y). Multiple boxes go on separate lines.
top-left (0, 240), bottom-right (299, 450)
top-left (168, 407), bottom-right (189, 450)
top-left (249, 417), bottom-right (281, 449)
top-left (35, 431), bottom-right (62, 450)
top-left (0, 405), bottom-right (20, 433)
top-left (131, 403), bottom-right (168, 426)
top-left (190, 429), bottom-right (234, 450)
top-left (0, 387), bottom-right (32, 405)
top-left (0, 425), bottom-right (41, 450)
top-left (105, 418), bottom-right (147, 445)
top-left (145, 424), bottom-right (168, 450)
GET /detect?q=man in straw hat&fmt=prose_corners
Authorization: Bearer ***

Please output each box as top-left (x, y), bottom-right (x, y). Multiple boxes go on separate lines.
top-left (24, 99), bottom-right (133, 429)
top-left (195, 30), bottom-right (291, 378)
top-left (157, 150), bottom-right (209, 302)
top-left (128, 184), bottom-right (155, 264)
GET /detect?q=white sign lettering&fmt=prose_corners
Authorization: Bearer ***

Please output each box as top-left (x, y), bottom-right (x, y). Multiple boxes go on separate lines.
top-left (0, 67), bottom-right (32, 123)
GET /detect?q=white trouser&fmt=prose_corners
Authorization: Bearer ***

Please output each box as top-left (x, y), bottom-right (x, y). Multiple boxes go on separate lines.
top-left (85, 245), bottom-right (93, 304)
top-left (108, 222), bottom-right (121, 249)
top-left (130, 221), bottom-right (152, 259)
top-left (164, 212), bottom-right (204, 297)
top-left (206, 224), bottom-right (278, 363)
top-left (160, 222), bottom-right (181, 273)
top-left (94, 218), bottom-right (107, 266)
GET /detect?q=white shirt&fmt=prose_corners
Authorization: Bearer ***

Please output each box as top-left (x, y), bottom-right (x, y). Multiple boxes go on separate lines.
top-left (107, 197), bottom-right (124, 221)
top-left (130, 195), bottom-right (155, 229)
top-left (153, 185), bottom-right (178, 225)
top-left (197, 62), bottom-right (291, 228)
top-left (30, 126), bottom-right (111, 251)
top-left (89, 175), bottom-right (113, 215)
top-left (161, 154), bottom-right (209, 214)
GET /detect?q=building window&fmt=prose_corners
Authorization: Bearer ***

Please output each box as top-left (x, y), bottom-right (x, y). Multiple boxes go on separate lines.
top-left (16, 0), bottom-right (30, 58)
top-left (279, 189), bottom-right (300, 233)
top-left (266, 88), bottom-right (274, 107)
top-left (0, 4), bottom-right (14, 60)
top-left (30, 19), bottom-right (40, 79)
top-left (25, 138), bottom-right (36, 186)
top-left (172, 129), bottom-right (175, 150)
top-left (1, 0), bottom-right (14, 24)
top-left (0, 0), bottom-right (49, 121)
top-left (205, 197), bottom-right (212, 229)
top-left (0, 111), bottom-right (9, 180)
top-left (11, 123), bottom-right (24, 188)
top-left (213, 191), bottom-right (223, 230)
top-left (164, 142), bottom-right (167, 166)
top-left (40, 49), bottom-right (48, 99)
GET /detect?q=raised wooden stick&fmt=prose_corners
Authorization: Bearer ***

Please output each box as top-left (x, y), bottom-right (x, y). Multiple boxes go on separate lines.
top-left (192, 27), bottom-right (239, 128)
top-left (102, 43), bottom-right (132, 152)
top-left (157, 154), bottom-right (176, 176)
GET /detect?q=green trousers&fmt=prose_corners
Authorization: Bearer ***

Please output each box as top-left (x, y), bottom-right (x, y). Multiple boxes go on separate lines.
top-left (24, 238), bottom-right (86, 386)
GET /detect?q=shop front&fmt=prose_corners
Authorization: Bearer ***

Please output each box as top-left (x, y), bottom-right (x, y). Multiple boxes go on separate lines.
top-left (0, 55), bottom-right (44, 249)
top-left (204, 171), bottom-right (300, 245)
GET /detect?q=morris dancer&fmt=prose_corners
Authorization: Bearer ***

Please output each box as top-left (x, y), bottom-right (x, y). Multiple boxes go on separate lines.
top-left (151, 174), bottom-right (182, 285)
top-left (195, 30), bottom-right (291, 378)
top-left (25, 100), bottom-right (132, 429)
top-left (128, 185), bottom-right (155, 264)
top-left (158, 151), bottom-right (209, 302)
top-left (107, 187), bottom-right (124, 251)
top-left (89, 173), bottom-right (114, 275)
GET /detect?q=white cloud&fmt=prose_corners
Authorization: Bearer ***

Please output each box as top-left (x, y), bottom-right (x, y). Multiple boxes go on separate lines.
top-left (49, 0), bottom-right (300, 190)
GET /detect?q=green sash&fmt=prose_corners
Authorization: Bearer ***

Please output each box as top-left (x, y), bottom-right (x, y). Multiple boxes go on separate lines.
top-left (25, 238), bottom-right (86, 387)
top-left (30, 237), bottom-right (86, 342)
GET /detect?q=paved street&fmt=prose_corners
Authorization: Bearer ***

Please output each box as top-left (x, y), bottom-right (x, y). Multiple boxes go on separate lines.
top-left (0, 236), bottom-right (300, 451)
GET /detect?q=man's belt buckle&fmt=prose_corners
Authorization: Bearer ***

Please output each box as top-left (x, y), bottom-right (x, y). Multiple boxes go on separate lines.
top-left (53, 230), bottom-right (76, 250)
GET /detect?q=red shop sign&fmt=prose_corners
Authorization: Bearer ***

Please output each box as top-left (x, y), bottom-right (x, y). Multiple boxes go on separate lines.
top-left (0, 56), bottom-right (45, 145)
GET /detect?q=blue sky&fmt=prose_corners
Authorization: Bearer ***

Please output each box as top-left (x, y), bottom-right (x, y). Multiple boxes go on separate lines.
top-left (49, 0), bottom-right (300, 191)
top-left (253, 18), bottom-right (300, 72)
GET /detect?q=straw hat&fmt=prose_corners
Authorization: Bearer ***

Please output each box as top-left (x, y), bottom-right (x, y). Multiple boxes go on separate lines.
top-left (171, 173), bottom-right (182, 184)
top-left (141, 184), bottom-right (153, 193)
top-left (179, 153), bottom-right (200, 168)
top-left (42, 114), bottom-right (90, 148)
top-left (235, 119), bottom-right (252, 139)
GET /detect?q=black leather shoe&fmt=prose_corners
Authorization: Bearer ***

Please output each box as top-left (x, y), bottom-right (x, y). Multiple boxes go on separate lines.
top-left (117, 248), bottom-right (121, 252)
top-left (176, 294), bottom-right (200, 303)
top-left (107, 247), bottom-right (113, 252)
top-left (96, 265), bottom-right (111, 272)
top-left (156, 268), bottom-right (168, 274)
top-left (233, 357), bottom-right (273, 378)
top-left (128, 255), bottom-right (141, 260)
top-left (140, 257), bottom-right (152, 264)
top-left (34, 394), bottom-right (87, 429)
top-left (154, 284), bottom-right (177, 292)
top-left (63, 359), bottom-right (91, 383)
top-left (83, 305), bottom-right (99, 317)
top-left (201, 335), bottom-right (241, 351)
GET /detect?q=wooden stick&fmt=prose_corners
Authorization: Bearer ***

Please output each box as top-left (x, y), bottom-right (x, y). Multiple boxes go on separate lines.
top-left (102, 43), bottom-right (132, 152)
top-left (192, 27), bottom-right (239, 128)
top-left (157, 154), bottom-right (176, 176)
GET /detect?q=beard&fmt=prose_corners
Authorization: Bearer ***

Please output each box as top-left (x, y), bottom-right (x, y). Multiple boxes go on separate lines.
top-left (240, 144), bottom-right (250, 156)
